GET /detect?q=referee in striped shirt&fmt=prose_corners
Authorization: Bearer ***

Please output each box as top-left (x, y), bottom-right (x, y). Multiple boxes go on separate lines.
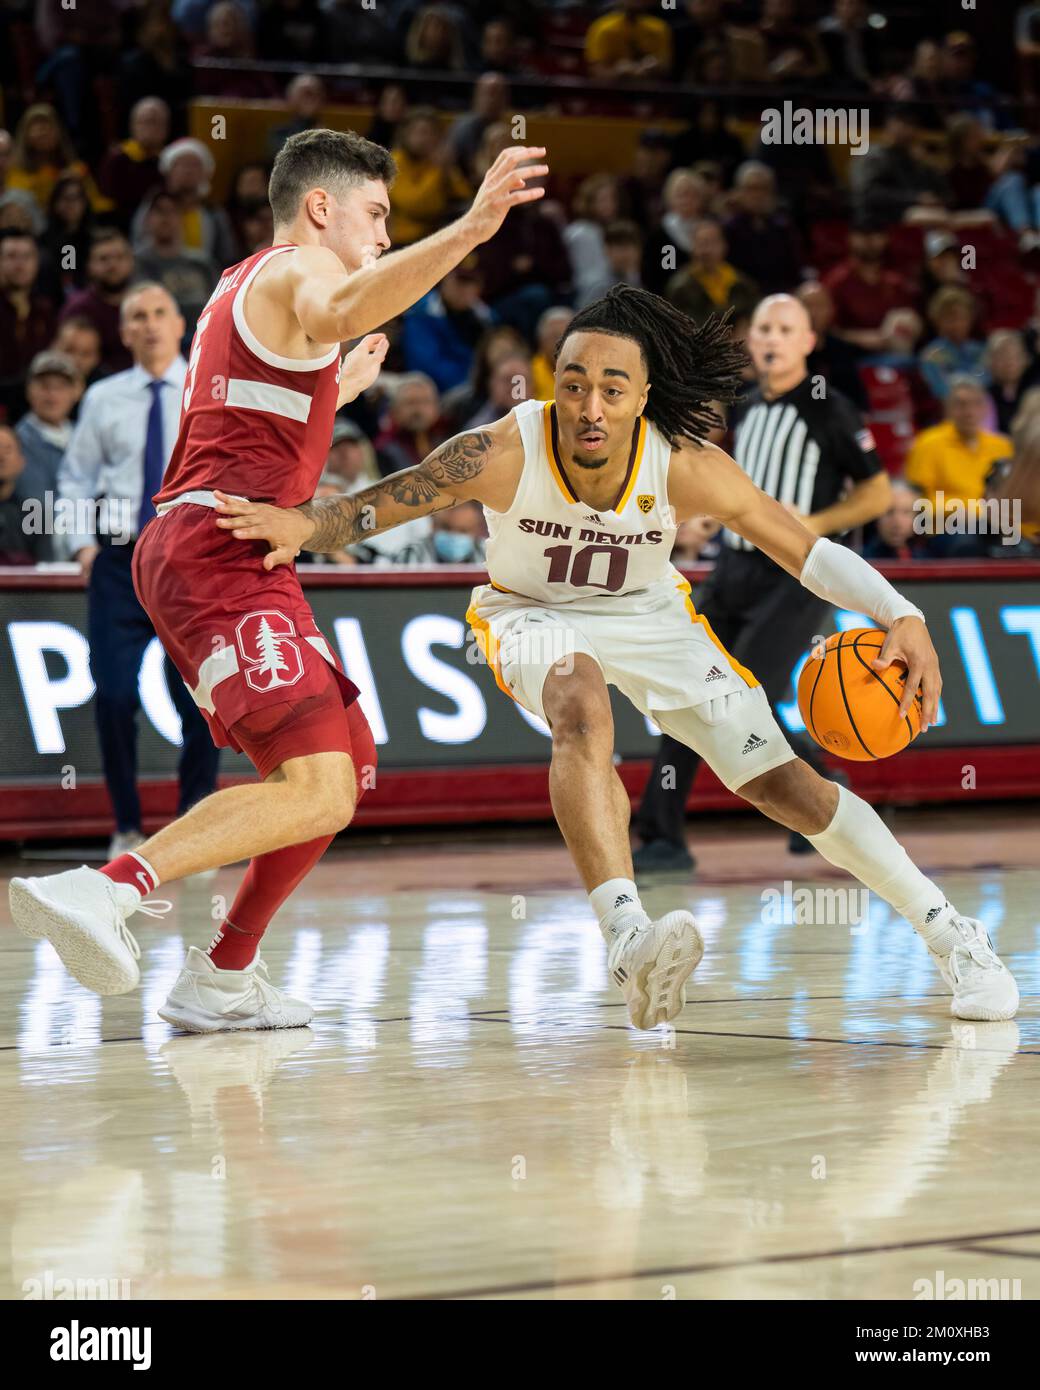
top-left (634, 294), bottom-right (893, 871)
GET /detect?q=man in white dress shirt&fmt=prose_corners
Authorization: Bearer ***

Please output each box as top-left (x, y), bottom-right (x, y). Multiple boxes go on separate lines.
top-left (57, 283), bottom-right (220, 858)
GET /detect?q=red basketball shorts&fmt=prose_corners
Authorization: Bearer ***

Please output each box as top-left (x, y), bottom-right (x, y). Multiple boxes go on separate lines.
top-left (133, 502), bottom-right (375, 787)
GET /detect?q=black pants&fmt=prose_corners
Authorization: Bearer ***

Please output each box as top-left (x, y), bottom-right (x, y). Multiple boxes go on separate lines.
top-left (88, 543), bottom-right (220, 833)
top-left (634, 548), bottom-right (831, 848)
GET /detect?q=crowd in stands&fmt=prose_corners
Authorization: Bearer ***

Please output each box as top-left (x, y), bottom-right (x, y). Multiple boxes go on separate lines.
top-left (1, 1), bottom-right (1039, 566)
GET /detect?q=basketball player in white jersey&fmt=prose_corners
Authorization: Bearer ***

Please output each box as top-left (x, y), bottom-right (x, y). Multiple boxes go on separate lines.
top-left (216, 285), bottom-right (1019, 1028)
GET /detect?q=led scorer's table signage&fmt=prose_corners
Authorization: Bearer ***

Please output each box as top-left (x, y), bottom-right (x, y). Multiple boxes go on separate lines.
top-left (0, 570), bottom-right (1037, 783)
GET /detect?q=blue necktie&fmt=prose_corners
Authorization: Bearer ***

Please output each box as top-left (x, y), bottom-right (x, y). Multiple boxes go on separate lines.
top-left (137, 378), bottom-right (166, 532)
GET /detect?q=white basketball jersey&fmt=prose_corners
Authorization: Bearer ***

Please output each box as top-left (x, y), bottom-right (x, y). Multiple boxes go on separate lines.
top-left (484, 399), bottom-right (677, 604)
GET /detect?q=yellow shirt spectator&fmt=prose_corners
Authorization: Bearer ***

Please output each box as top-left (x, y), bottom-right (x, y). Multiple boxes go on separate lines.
top-left (692, 261), bottom-right (740, 309)
top-left (531, 353), bottom-right (555, 401)
top-left (585, 10), bottom-right (674, 76)
top-left (905, 419), bottom-right (1012, 523)
top-left (7, 160), bottom-right (111, 215)
top-left (9, 102), bottom-right (112, 214)
top-left (389, 146), bottom-right (471, 247)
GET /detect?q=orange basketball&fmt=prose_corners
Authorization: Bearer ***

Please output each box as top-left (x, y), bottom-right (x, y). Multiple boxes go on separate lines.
top-left (797, 628), bottom-right (923, 761)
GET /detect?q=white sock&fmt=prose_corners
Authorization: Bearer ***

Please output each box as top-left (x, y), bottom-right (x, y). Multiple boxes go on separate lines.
top-left (590, 878), bottom-right (649, 943)
top-left (807, 786), bottom-right (956, 943)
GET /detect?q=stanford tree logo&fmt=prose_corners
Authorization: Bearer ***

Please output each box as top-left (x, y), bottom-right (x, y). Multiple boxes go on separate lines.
top-left (235, 610), bottom-right (304, 692)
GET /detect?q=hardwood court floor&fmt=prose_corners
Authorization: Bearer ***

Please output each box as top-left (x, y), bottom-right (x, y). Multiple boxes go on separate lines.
top-left (1, 807), bottom-right (1038, 1301)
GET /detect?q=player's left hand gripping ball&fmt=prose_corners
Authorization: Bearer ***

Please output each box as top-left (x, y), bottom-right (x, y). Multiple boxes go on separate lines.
top-left (873, 616), bottom-right (941, 729)
top-left (797, 617), bottom-right (940, 761)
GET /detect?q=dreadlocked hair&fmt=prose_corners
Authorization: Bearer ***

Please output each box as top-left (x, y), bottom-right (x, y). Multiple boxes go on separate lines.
top-left (558, 284), bottom-right (749, 447)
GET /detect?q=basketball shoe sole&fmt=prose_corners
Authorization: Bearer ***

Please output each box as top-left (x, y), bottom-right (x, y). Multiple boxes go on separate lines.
top-left (610, 910), bottom-right (703, 1029)
top-left (9, 867), bottom-right (142, 995)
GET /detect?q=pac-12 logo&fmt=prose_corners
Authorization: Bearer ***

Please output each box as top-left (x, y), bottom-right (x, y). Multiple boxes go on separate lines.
top-left (637, 494), bottom-right (655, 514)
top-left (235, 610), bottom-right (304, 692)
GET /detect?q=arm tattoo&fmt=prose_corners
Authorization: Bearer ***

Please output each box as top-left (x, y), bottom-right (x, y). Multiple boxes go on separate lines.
top-left (297, 492), bottom-right (367, 553)
top-left (423, 430), bottom-right (494, 487)
top-left (297, 430), bottom-right (494, 552)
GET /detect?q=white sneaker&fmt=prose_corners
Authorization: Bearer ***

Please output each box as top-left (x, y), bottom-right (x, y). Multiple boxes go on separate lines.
top-left (926, 915), bottom-right (1019, 1021)
top-left (108, 829), bottom-right (146, 859)
top-left (158, 947), bottom-right (314, 1034)
top-left (8, 865), bottom-right (166, 995)
top-left (607, 910), bottom-right (704, 1030)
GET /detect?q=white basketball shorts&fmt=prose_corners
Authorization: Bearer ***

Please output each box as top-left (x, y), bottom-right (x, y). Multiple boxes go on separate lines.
top-left (467, 573), bottom-right (797, 792)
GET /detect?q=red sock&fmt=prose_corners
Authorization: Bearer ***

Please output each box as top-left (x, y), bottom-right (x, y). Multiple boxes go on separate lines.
top-left (207, 833), bottom-right (333, 971)
top-left (207, 919), bottom-right (265, 970)
top-left (100, 852), bottom-right (159, 897)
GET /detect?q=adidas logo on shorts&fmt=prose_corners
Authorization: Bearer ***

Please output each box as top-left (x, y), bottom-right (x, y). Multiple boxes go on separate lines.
top-left (742, 732), bottom-right (767, 754)
top-left (705, 665), bottom-right (726, 682)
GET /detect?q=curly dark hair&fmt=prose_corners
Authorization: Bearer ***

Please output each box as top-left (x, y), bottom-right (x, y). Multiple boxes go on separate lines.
top-left (557, 283), bottom-right (749, 446)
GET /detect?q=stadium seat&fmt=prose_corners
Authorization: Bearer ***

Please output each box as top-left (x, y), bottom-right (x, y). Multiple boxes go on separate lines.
top-left (865, 416), bottom-right (915, 475)
top-left (885, 222), bottom-right (925, 274)
top-left (859, 364), bottom-right (916, 417)
top-left (858, 365), bottom-right (918, 474)
top-left (808, 219), bottom-right (851, 275)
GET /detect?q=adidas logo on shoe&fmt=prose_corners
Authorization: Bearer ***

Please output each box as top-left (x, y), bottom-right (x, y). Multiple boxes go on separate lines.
top-left (614, 893), bottom-right (634, 909)
top-left (612, 966), bottom-right (628, 985)
top-left (924, 903), bottom-right (947, 925)
top-left (742, 733), bottom-right (767, 753)
top-left (704, 665), bottom-right (726, 682)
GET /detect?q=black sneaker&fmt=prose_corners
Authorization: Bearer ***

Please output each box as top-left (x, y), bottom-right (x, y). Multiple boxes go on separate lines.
top-left (632, 839), bottom-right (696, 875)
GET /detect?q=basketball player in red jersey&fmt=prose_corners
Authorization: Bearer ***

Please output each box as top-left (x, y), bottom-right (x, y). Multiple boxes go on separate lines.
top-left (10, 128), bottom-right (549, 1032)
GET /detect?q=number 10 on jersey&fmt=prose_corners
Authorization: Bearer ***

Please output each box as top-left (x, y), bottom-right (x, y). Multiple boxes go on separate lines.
top-left (544, 543), bottom-right (629, 593)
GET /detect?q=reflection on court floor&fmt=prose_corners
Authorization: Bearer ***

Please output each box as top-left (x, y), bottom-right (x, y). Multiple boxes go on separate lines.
top-left (2, 828), bottom-right (1037, 1301)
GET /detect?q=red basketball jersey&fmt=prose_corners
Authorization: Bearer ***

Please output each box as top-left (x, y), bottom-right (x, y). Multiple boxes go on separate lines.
top-left (155, 244), bottom-right (342, 509)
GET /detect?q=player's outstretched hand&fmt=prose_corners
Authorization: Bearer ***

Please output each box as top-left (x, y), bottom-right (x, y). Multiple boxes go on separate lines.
top-left (214, 491), bottom-right (316, 570)
top-left (465, 146), bottom-right (549, 244)
top-left (872, 615), bottom-right (941, 731)
top-left (340, 333), bottom-right (388, 403)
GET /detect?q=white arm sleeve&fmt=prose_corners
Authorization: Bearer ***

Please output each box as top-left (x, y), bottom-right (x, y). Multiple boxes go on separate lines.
top-left (799, 537), bottom-right (925, 628)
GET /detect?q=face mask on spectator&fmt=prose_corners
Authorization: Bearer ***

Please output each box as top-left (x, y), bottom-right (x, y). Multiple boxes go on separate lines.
top-left (434, 531), bottom-right (476, 563)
